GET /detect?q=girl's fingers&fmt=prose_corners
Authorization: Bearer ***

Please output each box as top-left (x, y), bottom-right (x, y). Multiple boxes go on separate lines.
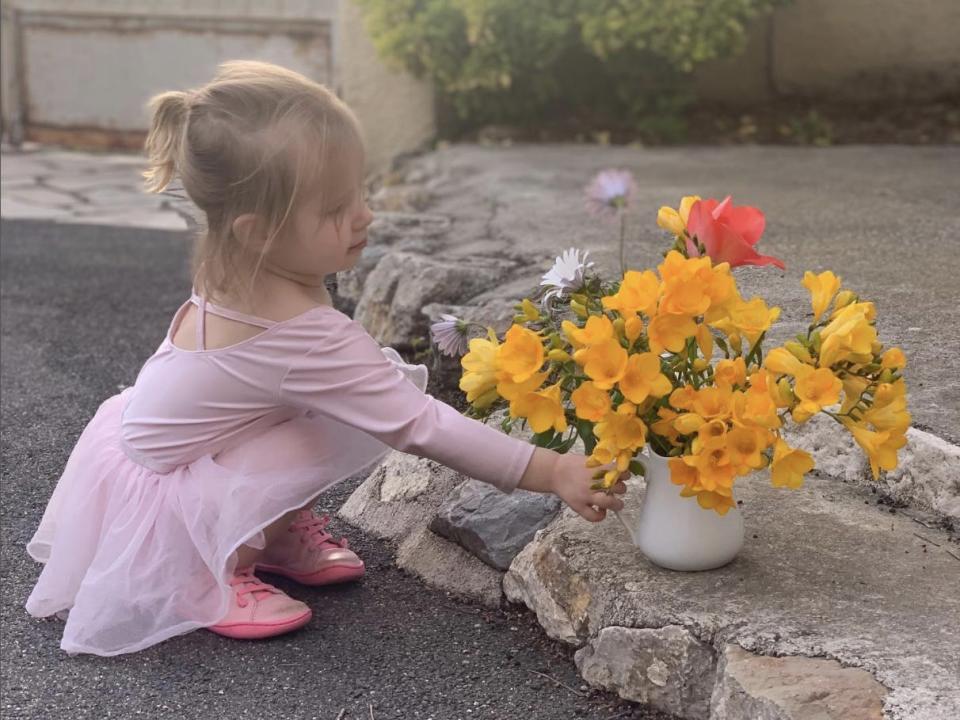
top-left (579, 504), bottom-right (606, 522)
top-left (591, 492), bottom-right (624, 512)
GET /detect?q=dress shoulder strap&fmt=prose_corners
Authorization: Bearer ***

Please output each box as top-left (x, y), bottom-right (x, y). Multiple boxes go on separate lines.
top-left (189, 292), bottom-right (277, 352)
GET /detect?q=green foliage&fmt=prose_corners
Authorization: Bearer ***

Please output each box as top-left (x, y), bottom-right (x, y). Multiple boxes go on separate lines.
top-left (356, 0), bottom-right (784, 139)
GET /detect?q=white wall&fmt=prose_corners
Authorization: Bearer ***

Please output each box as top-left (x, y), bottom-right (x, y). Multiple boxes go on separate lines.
top-left (1, 0), bottom-right (435, 172)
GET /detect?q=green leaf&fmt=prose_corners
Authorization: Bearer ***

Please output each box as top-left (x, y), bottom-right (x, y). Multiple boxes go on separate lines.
top-left (532, 428), bottom-right (557, 447)
top-left (628, 459), bottom-right (646, 477)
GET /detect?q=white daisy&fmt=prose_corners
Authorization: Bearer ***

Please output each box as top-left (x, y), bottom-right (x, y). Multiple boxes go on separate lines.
top-left (540, 248), bottom-right (594, 305)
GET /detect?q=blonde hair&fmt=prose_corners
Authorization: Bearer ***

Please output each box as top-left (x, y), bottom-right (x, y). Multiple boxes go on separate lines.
top-left (143, 60), bottom-right (364, 299)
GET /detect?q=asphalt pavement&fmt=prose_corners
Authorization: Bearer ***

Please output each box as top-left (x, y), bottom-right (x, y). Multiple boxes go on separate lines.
top-left (0, 219), bottom-right (672, 720)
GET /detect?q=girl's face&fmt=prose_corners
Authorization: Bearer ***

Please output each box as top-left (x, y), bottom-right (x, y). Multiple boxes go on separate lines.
top-left (269, 168), bottom-right (374, 279)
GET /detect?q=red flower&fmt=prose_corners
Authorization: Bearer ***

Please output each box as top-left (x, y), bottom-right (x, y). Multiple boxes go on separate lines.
top-left (685, 197), bottom-right (785, 270)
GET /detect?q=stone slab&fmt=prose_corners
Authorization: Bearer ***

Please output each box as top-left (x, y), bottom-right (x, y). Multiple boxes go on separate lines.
top-left (396, 526), bottom-right (504, 608)
top-left (504, 472), bottom-right (960, 720)
top-left (710, 644), bottom-right (888, 720)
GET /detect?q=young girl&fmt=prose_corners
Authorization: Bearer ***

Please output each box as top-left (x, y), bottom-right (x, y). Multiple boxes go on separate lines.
top-left (24, 61), bottom-right (626, 657)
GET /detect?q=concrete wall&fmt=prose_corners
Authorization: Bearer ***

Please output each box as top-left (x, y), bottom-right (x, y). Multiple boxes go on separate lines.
top-left (0, 0), bottom-right (435, 172)
top-left (337, 0), bottom-right (435, 174)
top-left (697, 0), bottom-right (960, 104)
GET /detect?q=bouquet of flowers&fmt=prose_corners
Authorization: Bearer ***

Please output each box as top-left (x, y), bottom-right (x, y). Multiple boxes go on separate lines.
top-left (431, 172), bottom-right (910, 515)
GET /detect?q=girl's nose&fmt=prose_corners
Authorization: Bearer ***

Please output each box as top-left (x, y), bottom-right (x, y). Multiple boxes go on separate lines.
top-left (356, 203), bottom-right (374, 229)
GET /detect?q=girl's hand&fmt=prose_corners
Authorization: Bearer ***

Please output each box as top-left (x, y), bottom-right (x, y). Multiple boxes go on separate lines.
top-left (517, 447), bottom-right (628, 522)
top-left (550, 452), bottom-right (628, 522)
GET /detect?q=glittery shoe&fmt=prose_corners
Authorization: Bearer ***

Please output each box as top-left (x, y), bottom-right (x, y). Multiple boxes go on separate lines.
top-left (256, 510), bottom-right (365, 586)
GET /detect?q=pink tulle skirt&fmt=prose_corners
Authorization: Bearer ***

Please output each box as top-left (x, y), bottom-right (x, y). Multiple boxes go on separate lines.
top-left (25, 350), bottom-right (428, 656)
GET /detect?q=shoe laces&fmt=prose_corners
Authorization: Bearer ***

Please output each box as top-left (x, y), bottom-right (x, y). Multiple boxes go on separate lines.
top-left (289, 510), bottom-right (349, 551)
top-left (230, 566), bottom-right (281, 608)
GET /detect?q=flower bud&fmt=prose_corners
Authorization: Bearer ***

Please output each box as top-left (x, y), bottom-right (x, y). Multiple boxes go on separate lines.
top-left (613, 318), bottom-right (626, 339)
top-left (695, 324), bottom-right (714, 360)
top-left (571, 293), bottom-right (588, 306)
top-left (520, 298), bottom-right (541, 322)
top-left (776, 377), bottom-right (796, 406)
top-left (692, 358), bottom-right (710, 372)
top-left (784, 340), bottom-right (813, 364)
top-left (549, 332), bottom-right (565, 349)
top-left (571, 300), bottom-right (588, 318)
top-left (473, 388), bottom-right (500, 409)
top-left (674, 413), bottom-right (705, 434)
top-left (625, 315), bottom-right (644, 343)
top-left (810, 330), bottom-right (822, 353)
top-left (548, 348), bottom-right (571, 363)
top-left (834, 290), bottom-right (856, 309)
top-left (878, 369), bottom-right (894, 384)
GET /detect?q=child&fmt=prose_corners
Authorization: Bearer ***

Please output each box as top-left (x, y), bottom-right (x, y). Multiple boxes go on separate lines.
top-left (24, 61), bottom-right (626, 657)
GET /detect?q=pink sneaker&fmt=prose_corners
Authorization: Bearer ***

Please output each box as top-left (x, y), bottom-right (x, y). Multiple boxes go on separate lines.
top-left (207, 567), bottom-right (312, 640)
top-left (256, 510), bottom-right (365, 586)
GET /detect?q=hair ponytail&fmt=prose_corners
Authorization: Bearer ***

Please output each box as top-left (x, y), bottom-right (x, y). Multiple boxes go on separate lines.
top-left (143, 91), bottom-right (189, 193)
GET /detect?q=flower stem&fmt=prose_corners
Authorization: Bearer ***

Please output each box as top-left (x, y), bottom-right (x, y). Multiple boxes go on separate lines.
top-left (619, 212), bottom-right (627, 278)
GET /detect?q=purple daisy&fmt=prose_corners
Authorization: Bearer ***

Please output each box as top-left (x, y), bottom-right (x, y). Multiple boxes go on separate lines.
top-left (430, 313), bottom-right (469, 357)
top-left (584, 169), bottom-right (637, 217)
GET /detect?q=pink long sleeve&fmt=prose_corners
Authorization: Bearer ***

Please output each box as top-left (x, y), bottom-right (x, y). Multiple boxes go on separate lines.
top-left (277, 316), bottom-right (535, 494)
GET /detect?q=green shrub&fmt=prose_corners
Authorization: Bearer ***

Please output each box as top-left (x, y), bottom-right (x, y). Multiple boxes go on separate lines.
top-left (356, 0), bottom-right (784, 140)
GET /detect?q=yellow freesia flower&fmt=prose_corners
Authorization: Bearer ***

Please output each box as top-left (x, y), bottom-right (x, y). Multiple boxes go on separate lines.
top-left (601, 270), bottom-right (660, 316)
top-left (693, 419), bottom-right (728, 453)
top-left (625, 314), bottom-right (644, 344)
top-left (510, 382), bottom-right (568, 434)
top-left (764, 347), bottom-right (805, 377)
top-left (497, 370), bottom-right (548, 402)
top-left (499, 324), bottom-right (545, 383)
top-left (732, 380), bottom-right (781, 430)
top-left (692, 385), bottom-right (734, 421)
top-left (594, 403), bottom-right (647, 451)
top-left (587, 439), bottom-right (617, 466)
top-left (652, 407), bottom-right (683, 446)
top-left (819, 308), bottom-right (877, 367)
top-left (660, 278), bottom-right (712, 317)
top-left (683, 448), bottom-right (736, 491)
top-left (863, 381), bottom-right (910, 434)
top-left (844, 421), bottom-right (906, 479)
top-left (619, 352), bottom-right (672, 404)
top-left (576, 338), bottom-right (629, 390)
top-left (571, 381), bottom-right (612, 422)
top-left (714, 357), bottom-right (747, 389)
top-left (793, 366), bottom-right (842, 418)
top-left (669, 385), bottom-right (698, 411)
top-left (562, 314), bottom-right (615, 349)
top-left (881, 347), bottom-right (907, 370)
top-left (648, 312), bottom-right (697, 354)
top-left (727, 426), bottom-right (770, 472)
top-left (459, 331), bottom-right (501, 406)
top-left (802, 270), bottom-right (842, 323)
top-left (770, 438), bottom-right (814, 488)
top-left (657, 195), bottom-right (701, 236)
top-left (725, 297), bottom-right (781, 346)
top-left (840, 374), bottom-right (870, 414)
top-left (693, 489), bottom-right (737, 515)
top-left (658, 250), bottom-right (711, 284)
top-left (668, 456), bottom-right (699, 488)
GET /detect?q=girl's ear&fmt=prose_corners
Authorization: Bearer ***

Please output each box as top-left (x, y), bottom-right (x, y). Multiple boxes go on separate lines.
top-left (232, 214), bottom-right (265, 252)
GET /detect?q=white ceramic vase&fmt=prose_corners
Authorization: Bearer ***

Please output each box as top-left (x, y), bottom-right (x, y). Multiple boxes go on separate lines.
top-left (614, 447), bottom-right (744, 571)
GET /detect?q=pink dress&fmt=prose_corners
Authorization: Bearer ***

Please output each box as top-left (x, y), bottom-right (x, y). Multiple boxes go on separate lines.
top-left (25, 293), bottom-right (535, 657)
